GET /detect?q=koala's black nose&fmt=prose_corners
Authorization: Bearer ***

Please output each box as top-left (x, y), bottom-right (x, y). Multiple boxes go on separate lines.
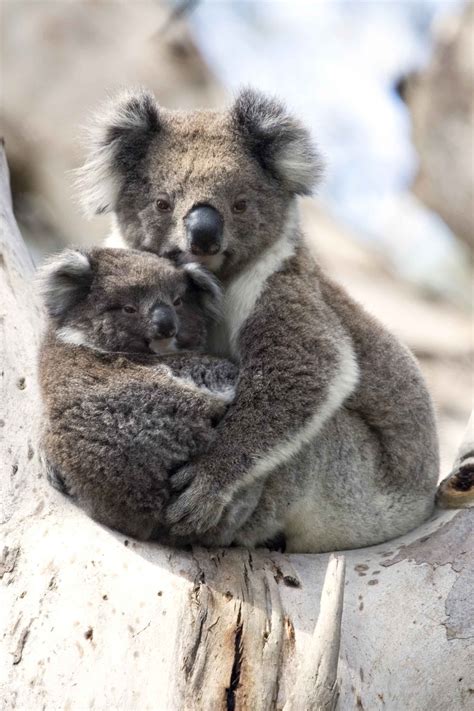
top-left (150, 306), bottom-right (177, 339)
top-left (186, 204), bottom-right (223, 256)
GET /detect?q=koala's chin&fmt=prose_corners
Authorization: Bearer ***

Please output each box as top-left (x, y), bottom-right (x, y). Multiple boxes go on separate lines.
top-left (149, 337), bottom-right (177, 354)
top-left (191, 253), bottom-right (226, 274)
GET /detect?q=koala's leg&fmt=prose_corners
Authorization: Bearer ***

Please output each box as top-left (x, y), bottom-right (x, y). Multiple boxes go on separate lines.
top-left (263, 532), bottom-right (287, 553)
top-left (320, 274), bottom-right (439, 529)
top-left (43, 449), bottom-right (160, 540)
top-left (85, 501), bottom-right (162, 541)
top-left (231, 492), bottom-right (283, 550)
top-left (197, 479), bottom-right (290, 550)
top-left (197, 482), bottom-right (268, 548)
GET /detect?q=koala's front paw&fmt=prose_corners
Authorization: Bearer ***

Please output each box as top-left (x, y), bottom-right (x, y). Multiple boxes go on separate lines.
top-left (166, 466), bottom-right (227, 536)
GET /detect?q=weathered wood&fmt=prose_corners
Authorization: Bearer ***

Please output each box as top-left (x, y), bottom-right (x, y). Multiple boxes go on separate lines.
top-left (285, 554), bottom-right (345, 711)
top-left (171, 549), bottom-right (289, 711)
top-left (1, 143), bottom-right (473, 710)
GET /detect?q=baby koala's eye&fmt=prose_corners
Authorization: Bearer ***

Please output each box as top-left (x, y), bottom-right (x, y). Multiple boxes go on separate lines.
top-left (173, 296), bottom-right (182, 307)
top-left (156, 194), bottom-right (172, 212)
top-left (122, 305), bottom-right (137, 315)
top-left (232, 198), bottom-right (248, 214)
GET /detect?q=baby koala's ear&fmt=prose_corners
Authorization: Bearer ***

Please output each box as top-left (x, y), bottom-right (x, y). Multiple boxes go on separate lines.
top-left (182, 263), bottom-right (223, 321)
top-left (36, 249), bottom-right (93, 320)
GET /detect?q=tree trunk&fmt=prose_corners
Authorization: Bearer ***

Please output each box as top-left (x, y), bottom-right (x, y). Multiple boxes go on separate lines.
top-left (1, 143), bottom-right (472, 711)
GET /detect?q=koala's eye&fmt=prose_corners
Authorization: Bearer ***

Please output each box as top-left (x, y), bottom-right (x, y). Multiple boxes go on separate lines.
top-left (156, 194), bottom-right (172, 212)
top-left (122, 305), bottom-right (137, 314)
top-left (232, 198), bottom-right (248, 214)
top-left (173, 296), bottom-right (182, 307)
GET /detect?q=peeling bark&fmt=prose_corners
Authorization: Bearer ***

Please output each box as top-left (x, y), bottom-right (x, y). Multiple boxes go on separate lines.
top-left (172, 550), bottom-right (288, 710)
top-left (1, 144), bottom-right (473, 710)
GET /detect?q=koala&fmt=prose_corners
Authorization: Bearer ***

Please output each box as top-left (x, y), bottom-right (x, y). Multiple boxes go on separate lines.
top-left (37, 247), bottom-right (237, 540)
top-left (76, 87), bottom-right (440, 553)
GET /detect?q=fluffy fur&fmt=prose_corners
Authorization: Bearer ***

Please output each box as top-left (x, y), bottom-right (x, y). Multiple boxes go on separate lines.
top-left (77, 87), bottom-right (439, 552)
top-left (76, 88), bottom-right (160, 217)
top-left (231, 87), bottom-right (324, 194)
top-left (37, 248), bottom-right (237, 540)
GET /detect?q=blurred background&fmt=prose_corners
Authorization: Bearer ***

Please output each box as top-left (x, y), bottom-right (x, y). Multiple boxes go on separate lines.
top-left (1, 0), bottom-right (472, 474)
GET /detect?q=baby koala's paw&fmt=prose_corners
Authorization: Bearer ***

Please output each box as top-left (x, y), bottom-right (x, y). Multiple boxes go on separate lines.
top-left (206, 388), bottom-right (235, 421)
top-left (436, 454), bottom-right (474, 509)
top-left (212, 361), bottom-right (239, 388)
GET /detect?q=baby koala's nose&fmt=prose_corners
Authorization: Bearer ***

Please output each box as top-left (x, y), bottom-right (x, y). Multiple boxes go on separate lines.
top-left (150, 305), bottom-right (177, 340)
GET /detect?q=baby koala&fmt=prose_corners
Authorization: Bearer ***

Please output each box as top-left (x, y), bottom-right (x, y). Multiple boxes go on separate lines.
top-left (37, 247), bottom-right (237, 540)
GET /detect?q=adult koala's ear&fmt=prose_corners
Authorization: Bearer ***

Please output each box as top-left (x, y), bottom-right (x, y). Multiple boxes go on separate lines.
top-left (37, 249), bottom-right (93, 321)
top-left (76, 88), bottom-right (160, 217)
top-left (182, 263), bottom-right (223, 321)
top-left (231, 87), bottom-right (324, 195)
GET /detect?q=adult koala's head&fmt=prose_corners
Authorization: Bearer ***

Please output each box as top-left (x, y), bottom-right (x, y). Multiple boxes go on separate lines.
top-left (77, 88), bottom-right (323, 278)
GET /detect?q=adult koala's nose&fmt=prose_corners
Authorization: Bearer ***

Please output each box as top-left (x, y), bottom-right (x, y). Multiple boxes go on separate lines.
top-left (150, 305), bottom-right (177, 339)
top-left (185, 204), bottom-right (223, 256)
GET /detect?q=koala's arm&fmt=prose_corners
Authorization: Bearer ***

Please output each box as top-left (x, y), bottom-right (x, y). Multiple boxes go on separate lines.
top-left (159, 353), bottom-right (238, 394)
top-left (167, 257), bottom-right (358, 535)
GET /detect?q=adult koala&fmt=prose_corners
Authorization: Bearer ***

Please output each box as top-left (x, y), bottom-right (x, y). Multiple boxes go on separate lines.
top-left (77, 87), bottom-right (439, 552)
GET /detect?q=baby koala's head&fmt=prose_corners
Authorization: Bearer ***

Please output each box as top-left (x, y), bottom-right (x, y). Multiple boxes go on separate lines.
top-left (37, 247), bottom-right (221, 353)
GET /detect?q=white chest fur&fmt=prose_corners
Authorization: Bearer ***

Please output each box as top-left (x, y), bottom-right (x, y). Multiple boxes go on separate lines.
top-left (209, 232), bottom-right (296, 359)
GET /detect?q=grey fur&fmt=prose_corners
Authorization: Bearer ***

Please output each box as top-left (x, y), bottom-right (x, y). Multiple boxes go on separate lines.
top-left (37, 248), bottom-right (237, 540)
top-left (79, 88), bottom-right (439, 552)
top-left (76, 88), bottom-right (161, 217)
top-left (231, 87), bottom-right (324, 195)
top-left (37, 249), bottom-right (93, 319)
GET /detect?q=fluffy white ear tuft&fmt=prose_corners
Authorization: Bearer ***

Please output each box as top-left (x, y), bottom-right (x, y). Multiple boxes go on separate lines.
top-left (231, 87), bottom-right (324, 195)
top-left (36, 249), bottom-right (93, 321)
top-left (74, 88), bottom-right (160, 218)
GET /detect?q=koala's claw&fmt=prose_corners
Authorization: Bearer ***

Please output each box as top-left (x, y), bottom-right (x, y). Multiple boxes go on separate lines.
top-left (45, 459), bottom-right (72, 497)
top-left (169, 465), bottom-right (196, 493)
top-left (166, 476), bottom-right (227, 536)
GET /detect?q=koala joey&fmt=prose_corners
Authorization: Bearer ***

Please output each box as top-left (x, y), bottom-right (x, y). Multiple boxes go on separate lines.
top-left (77, 87), bottom-right (440, 553)
top-left (37, 247), bottom-right (237, 540)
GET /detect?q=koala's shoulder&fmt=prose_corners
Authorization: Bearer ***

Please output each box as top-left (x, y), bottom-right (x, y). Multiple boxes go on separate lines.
top-left (261, 243), bottom-right (323, 305)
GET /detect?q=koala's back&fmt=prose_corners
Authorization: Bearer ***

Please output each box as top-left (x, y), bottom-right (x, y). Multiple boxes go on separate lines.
top-left (39, 335), bottom-right (228, 537)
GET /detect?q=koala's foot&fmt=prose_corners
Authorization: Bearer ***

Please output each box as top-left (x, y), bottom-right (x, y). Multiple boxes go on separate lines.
top-left (45, 459), bottom-right (72, 497)
top-left (198, 482), bottom-right (269, 547)
top-left (436, 454), bottom-right (474, 508)
top-left (263, 532), bottom-right (287, 553)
